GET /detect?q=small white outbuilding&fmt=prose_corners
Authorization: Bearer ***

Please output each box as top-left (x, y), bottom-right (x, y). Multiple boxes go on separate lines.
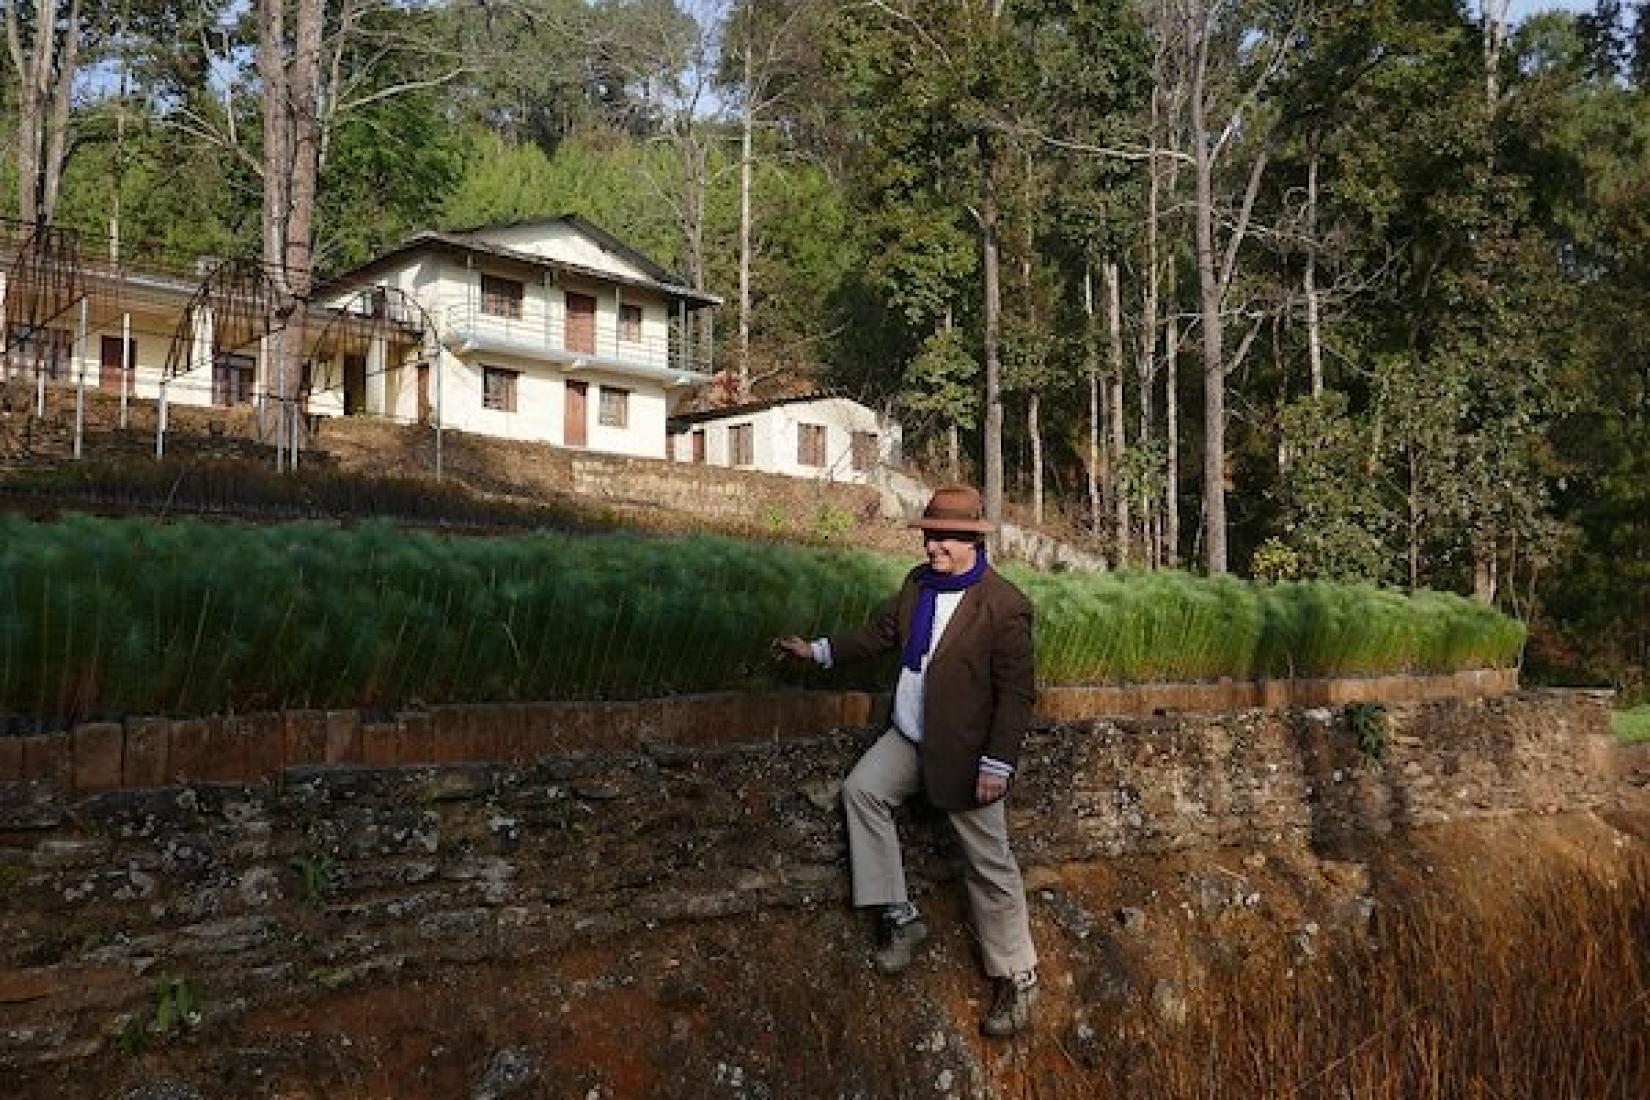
top-left (668, 393), bottom-right (902, 484)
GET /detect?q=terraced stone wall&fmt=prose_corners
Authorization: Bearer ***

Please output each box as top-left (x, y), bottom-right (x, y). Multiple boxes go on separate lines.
top-left (0, 689), bottom-right (1619, 1072)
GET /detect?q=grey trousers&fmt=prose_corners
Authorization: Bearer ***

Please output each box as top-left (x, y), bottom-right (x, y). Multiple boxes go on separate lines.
top-left (842, 729), bottom-right (1038, 977)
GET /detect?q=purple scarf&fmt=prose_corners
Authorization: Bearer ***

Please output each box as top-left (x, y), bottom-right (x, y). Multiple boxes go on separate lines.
top-left (901, 546), bottom-right (989, 672)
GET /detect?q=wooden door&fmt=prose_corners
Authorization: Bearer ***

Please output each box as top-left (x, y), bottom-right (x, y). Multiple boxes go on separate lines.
top-left (692, 429), bottom-right (706, 464)
top-left (343, 353), bottom-right (367, 414)
top-left (565, 380), bottom-right (588, 447)
top-left (416, 363), bottom-right (431, 424)
top-left (99, 335), bottom-right (132, 391)
top-left (565, 292), bottom-right (597, 355)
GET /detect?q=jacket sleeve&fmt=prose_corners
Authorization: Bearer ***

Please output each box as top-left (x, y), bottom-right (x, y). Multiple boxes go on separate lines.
top-left (826, 571), bottom-right (914, 666)
top-left (982, 587), bottom-right (1036, 769)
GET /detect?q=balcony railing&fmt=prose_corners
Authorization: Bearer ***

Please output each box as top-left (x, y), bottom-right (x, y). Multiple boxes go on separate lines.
top-left (440, 299), bottom-right (713, 379)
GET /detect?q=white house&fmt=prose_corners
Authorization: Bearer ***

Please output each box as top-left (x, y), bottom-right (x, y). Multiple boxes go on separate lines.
top-left (668, 394), bottom-right (902, 484)
top-left (1, 216), bottom-right (720, 462)
top-left (313, 216), bottom-right (720, 459)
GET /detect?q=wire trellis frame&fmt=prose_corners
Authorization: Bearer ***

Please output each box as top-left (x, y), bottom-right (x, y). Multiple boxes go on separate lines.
top-left (157, 257), bottom-right (293, 461)
top-left (304, 285), bottom-right (446, 477)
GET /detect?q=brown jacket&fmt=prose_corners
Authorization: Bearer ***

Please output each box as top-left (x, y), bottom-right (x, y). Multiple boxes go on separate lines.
top-left (829, 565), bottom-right (1036, 810)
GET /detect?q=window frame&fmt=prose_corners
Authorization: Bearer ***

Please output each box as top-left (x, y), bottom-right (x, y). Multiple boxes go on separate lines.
top-left (851, 430), bottom-right (879, 472)
top-left (212, 352), bottom-right (255, 408)
top-left (482, 365), bottom-right (520, 412)
top-left (598, 386), bottom-right (631, 429)
top-left (618, 303), bottom-right (643, 344)
top-left (479, 273), bottom-right (524, 320)
top-left (728, 422), bottom-right (754, 467)
top-left (9, 325), bottom-right (72, 381)
top-left (797, 422), bottom-right (827, 468)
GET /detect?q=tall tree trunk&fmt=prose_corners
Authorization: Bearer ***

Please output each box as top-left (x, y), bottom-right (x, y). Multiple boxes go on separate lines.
top-left (979, 130), bottom-right (1005, 522)
top-left (39, 0), bottom-right (77, 225)
top-left (1028, 392), bottom-right (1042, 526)
top-left (1021, 192), bottom-right (1042, 527)
top-left (258, 0), bottom-right (323, 454)
top-left (110, 0), bottom-right (131, 263)
top-left (1164, 290), bottom-right (1180, 568)
top-left (1085, 264), bottom-right (1101, 538)
top-left (1471, 0), bottom-right (1512, 598)
top-left (1191, 20), bottom-right (1228, 574)
top-left (1154, 50), bottom-right (1184, 570)
top-left (1304, 135), bottom-right (1324, 398)
top-left (6, 0), bottom-right (81, 225)
top-left (1481, 0), bottom-right (1510, 116)
top-left (1105, 259), bottom-right (1128, 565)
top-left (737, 38), bottom-right (754, 399)
top-left (1407, 447), bottom-right (1421, 589)
top-left (1138, 107), bottom-right (1162, 565)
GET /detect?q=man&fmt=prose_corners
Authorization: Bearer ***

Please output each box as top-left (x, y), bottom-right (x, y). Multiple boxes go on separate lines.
top-left (775, 484), bottom-right (1039, 1038)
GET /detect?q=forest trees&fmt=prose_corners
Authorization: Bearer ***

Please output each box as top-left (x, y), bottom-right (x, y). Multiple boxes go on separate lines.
top-left (4, 0), bottom-right (1649, 687)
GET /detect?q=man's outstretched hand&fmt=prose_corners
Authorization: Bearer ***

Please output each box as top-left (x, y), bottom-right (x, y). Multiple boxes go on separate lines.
top-left (772, 635), bottom-right (812, 661)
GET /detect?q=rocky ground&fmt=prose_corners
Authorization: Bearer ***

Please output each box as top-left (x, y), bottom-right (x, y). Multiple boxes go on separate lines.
top-left (14, 806), bottom-right (1650, 1100)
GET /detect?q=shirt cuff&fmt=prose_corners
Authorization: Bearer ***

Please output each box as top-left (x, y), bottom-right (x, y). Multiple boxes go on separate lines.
top-left (978, 756), bottom-right (1014, 779)
top-left (809, 638), bottom-right (833, 668)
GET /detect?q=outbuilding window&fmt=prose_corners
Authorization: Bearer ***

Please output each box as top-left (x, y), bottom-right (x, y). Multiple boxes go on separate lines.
top-left (797, 423), bottom-right (827, 467)
top-left (729, 423), bottom-right (754, 466)
top-left (851, 430), bottom-right (879, 472)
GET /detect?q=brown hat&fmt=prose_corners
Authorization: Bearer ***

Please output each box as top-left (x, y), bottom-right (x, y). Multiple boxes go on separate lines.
top-left (908, 484), bottom-right (996, 534)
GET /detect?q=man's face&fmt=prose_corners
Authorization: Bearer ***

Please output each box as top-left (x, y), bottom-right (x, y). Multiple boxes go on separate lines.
top-left (922, 531), bottom-right (978, 575)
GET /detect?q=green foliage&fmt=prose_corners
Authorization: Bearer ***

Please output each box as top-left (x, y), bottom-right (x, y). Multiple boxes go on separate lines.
top-left (1346, 701), bottom-right (1388, 762)
top-left (316, 88), bottom-right (465, 273)
top-left (439, 128), bottom-right (687, 271)
top-left (1273, 393), bottom-right (1395, 584)
top-left (1019, 568), bottom-right (1268, 685)
top-left (1250, 538), bottom-right (1301, 584)
top-left (1613, 706), bottom-right (1650, 743)
top-left (1017, 566), bottom-right (1523, 686)
top-left (120, 973), bottom-right (202, 1054)
top-left (289, 855), bottom-right (336, 908)
top-left (810, 503), bottom-right (855, 543)
top-left (899, 327), bottom-right (980, 434)
top-left (1251, 581), bottom-right (1525, 679)
top-left (0, 516), bottom-right (1525, 722)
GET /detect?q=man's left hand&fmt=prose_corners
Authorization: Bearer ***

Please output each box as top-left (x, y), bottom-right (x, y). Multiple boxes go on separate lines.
top-left (975, 770), bottom-right (1008, 804)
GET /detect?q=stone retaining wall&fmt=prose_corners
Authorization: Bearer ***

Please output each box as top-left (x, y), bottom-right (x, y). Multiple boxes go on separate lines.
top-left (0, 689), bottom-right (1620, 1073)
top-left (0, 670), bottom-right (1518, 801)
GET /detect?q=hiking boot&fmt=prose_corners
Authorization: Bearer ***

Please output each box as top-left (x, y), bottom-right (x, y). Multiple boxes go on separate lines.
top-left (873, 914), bottom-right (930, 975)
top-left (980, 972), bottom-right (1037, 1038)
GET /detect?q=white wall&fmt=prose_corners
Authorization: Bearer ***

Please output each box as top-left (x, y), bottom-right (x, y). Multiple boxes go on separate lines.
top-left (6, 299), bottom-right (218, 410)
top-left (469, 222), bottom-right (656, 283)
top-left (672, 398), bottom-right (901, 484)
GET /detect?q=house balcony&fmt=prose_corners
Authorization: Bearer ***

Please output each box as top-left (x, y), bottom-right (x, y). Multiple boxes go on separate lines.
top-left (440, 301), bottom-right (714, 388)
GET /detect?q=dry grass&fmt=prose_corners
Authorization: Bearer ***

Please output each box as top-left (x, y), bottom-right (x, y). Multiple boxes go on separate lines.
top-left (1054, 858), bottom-right (1650, 1099)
